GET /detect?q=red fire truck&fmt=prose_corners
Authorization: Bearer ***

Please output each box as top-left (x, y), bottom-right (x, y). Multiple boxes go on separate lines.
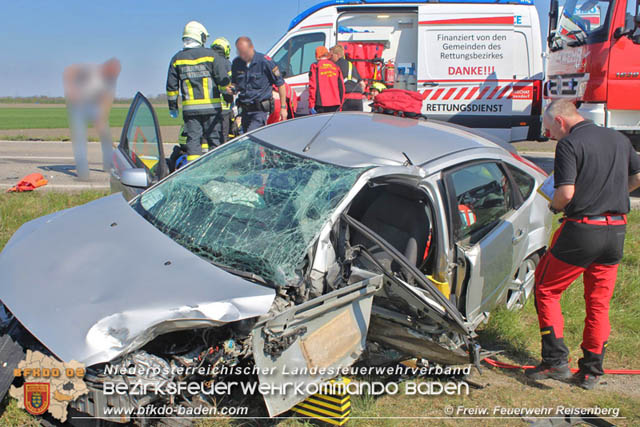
top-left (546, 0), bottom-right (640, 148)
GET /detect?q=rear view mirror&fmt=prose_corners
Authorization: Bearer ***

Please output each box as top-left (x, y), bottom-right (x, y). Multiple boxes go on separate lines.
top-left (120, 168), bottom-right (149, 188)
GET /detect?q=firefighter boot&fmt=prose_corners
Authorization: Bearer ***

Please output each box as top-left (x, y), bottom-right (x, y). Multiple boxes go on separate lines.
top-left (525, 362), bottom-right (572, 381)
top-left (573, 344), bottom-right (606, 390)
top-left (525, 327), bottom-right (572, 381)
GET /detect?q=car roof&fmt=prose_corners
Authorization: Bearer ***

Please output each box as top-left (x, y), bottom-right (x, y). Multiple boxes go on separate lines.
top-left (251, 112), bottom-right (513, 168)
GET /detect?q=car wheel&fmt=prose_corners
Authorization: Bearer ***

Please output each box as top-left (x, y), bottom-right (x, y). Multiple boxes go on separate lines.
top-left (505, 253), bottom-right (540, 311)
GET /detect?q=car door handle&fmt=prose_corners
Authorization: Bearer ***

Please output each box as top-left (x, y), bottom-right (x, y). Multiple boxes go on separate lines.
top-left (422, 81), bottom-right (439, 87)
top-left (512, 229), bottom-right (525, 245)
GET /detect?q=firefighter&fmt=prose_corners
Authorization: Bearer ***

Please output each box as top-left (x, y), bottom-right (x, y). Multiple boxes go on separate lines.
top-left (525, 100), bottom-right (640, 389)
top-left (230, 36), bottom-right (287, 133)
top-left (308, 46), bottom-right (345, 114)
top-left (211, 37), bottom-right (234, 144)
top-left (369, 81), bottom-right (387, 98)
top-left (166, 21), bottom-right (231, 162)
top-left (330, 45), bottom-right (365, 111)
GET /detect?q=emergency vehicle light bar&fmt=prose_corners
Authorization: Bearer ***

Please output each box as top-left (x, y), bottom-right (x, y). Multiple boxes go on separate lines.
top-left (288, 0), bottom-right (533, 31)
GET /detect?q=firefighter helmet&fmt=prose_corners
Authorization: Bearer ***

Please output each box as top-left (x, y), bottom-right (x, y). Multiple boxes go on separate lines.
top-left (182, 21), bottom-right (209, 45)
top-left (211, 37), bottom-right (231, 59)
top-left (371, 82), bottom-right (387, 93)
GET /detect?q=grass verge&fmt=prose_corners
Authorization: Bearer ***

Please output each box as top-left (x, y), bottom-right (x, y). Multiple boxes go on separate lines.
top-left (0, 106), bottom-right (182, 130)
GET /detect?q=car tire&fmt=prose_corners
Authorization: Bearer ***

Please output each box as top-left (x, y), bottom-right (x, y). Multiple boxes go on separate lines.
top-left (505, 253), bottom-right (540, 311)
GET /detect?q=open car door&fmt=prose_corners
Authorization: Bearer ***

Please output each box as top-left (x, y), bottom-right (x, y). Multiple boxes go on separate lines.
top-left (110, 92), bottom-right (168, 200)
top-left (443, 161), bottom-right (528, 323)
top-left (341, 213), bottom-right (478, 365)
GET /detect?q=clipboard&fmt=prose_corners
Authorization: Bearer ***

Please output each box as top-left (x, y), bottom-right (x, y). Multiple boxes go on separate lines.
top-left (537, 172), bottom-right (555, 202)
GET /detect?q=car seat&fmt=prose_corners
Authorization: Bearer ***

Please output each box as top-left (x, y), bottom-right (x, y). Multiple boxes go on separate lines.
top-left (351, 192), bottom-right (429, 271)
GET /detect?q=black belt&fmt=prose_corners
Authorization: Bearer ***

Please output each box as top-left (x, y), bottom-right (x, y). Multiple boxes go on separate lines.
top-left (239, 98), bottom-right (273, 113)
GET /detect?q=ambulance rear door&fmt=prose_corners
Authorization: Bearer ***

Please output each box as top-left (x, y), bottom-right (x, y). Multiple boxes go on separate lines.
top-left (417, 4), bottom-right (519, 142)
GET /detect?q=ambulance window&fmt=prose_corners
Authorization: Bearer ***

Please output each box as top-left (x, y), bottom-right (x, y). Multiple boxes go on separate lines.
top-left (272, 33), bottom-right (326, 77)
top-left (448, 162), bottom-right (514, 243)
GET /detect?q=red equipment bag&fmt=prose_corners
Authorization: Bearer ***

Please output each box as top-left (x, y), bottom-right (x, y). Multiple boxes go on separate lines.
top-left (339, 42), bottom-right (385, 81)
top-left (372, 89), bottom-right (425, 118)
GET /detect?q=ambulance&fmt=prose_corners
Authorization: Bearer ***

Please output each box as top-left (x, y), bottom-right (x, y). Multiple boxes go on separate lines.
top-left (266, 0), bottom-right (545, 142)
top-left (546, 0), bottom-right (640, 149)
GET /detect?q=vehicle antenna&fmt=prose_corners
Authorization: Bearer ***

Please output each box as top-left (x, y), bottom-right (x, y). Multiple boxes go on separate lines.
top-left (303, 113), bottom-right (336, 152)
top-left (402, 151), bottom-right (414, 166)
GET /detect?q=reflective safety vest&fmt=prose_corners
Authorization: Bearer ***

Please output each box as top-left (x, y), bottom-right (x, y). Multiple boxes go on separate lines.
top-left (219, 70), bottom-right (233, 111)
top-left (337, 58), bottom-right (363, 100)
top-left (166, 46), bottom-right (231, 116)
top-left (345, 61), bottom-right (357, 84)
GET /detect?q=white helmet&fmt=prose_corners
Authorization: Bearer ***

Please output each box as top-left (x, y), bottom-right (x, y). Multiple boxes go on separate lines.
top-left (182, 21), bottom-right (209, 45)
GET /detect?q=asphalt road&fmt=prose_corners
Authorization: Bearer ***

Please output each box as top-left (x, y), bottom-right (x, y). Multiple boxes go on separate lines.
top-left (0, 140), bottom-right (167, 191)
top-left (0, 141), bottom-right (637, 208)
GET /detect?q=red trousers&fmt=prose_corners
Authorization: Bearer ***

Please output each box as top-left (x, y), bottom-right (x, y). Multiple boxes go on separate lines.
top-left (534, 215), bottom-right (626, 375)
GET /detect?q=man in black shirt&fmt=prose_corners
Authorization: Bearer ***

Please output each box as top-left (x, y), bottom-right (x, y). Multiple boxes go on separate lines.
top-left (330, 45), bottom-right (365, 111)
top-left (526, 100), bottom-right (640, 389)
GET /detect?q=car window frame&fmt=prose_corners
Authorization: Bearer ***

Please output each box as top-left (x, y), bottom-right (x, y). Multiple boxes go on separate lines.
top-left (442, 160), bottom-right (521, 246)
top-left (118, 92), bottom-right (168, 182)
top-left (503, 162), bottom-right (534, 208)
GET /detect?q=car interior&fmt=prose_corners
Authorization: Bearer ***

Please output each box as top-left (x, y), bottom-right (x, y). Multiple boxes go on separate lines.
top-left (346, 180), bottom-right (435, 277)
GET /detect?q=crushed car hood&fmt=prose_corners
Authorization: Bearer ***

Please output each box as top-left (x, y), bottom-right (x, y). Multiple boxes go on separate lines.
top-left (0, 194), bottom-right (275, 366)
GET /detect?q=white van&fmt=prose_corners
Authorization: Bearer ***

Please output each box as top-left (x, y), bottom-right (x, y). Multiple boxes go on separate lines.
top-left (266, 0), bottom-right (544, 142)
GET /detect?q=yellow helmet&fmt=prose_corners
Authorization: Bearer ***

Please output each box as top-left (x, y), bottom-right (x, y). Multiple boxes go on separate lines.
top-left (211, 37), bottom-right (231, 59)
top-left (371, 82), bottom-right (387, 92)
top-left (182, 21), bottom-right (208, 45)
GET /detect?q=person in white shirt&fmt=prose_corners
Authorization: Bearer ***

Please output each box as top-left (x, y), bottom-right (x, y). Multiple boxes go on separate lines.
top-left (63, 58), bottom-right (120, 181)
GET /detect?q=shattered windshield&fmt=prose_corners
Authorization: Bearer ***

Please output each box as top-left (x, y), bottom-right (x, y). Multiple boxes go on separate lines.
top-left (550, 0), bottom-right (613, 46)
top-left (132, 136), bottom-right (366, 286)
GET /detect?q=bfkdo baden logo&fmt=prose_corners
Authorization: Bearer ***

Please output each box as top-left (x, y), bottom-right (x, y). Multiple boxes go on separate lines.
top-left (24, 382), bottom-right (50, 415)
top-left (10, 350), bottom-right (89, 422)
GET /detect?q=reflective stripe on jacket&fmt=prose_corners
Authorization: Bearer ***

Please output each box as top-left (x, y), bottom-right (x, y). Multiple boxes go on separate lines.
top-left (166, 46), bottom-right (231, 116)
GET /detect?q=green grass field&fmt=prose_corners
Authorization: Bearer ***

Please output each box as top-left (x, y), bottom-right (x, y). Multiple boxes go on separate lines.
top-left (0, 192), bottom-right (638, 425)
top-left (0, 106), bottom-right (182, 130)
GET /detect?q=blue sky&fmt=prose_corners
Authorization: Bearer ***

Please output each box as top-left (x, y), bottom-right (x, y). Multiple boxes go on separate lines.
top-left (0, 0), bottom-right (549, 98)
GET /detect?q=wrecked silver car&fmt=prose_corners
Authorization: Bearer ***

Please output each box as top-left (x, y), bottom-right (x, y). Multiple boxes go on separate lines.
top-left (0, 109), bottom-right (552, 421)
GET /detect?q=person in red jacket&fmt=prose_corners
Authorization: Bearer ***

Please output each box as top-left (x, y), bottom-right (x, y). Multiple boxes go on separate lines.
top-left (308, 46), bottom-right (345, 114)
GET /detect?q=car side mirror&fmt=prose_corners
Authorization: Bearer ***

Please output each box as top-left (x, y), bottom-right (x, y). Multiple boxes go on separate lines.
top-left (121, 168), bottom-right (149, 188)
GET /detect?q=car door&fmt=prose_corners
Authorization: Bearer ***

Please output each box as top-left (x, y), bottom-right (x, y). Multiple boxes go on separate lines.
top-left (110, 92), bottom-right (168, 200)
top-left (443, 160), bottom-right (526, 323)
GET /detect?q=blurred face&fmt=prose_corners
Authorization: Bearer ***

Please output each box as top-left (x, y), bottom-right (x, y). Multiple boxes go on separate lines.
top-left (102, 59), bottom-right (121, 79)
top-left (543, 113), bottom-right (571, 140)
top-left (330, 52), bottom-right (339, 62)
top-left (236, 40), bottom-right (255, 63)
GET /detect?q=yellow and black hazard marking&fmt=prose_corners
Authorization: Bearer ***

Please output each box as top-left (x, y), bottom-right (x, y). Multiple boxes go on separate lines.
top-left (292, 377), bottom-right (351, 426)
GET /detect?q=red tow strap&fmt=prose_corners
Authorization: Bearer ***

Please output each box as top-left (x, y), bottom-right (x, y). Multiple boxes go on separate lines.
top-left (483, 357), bottom-right (640, 375)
